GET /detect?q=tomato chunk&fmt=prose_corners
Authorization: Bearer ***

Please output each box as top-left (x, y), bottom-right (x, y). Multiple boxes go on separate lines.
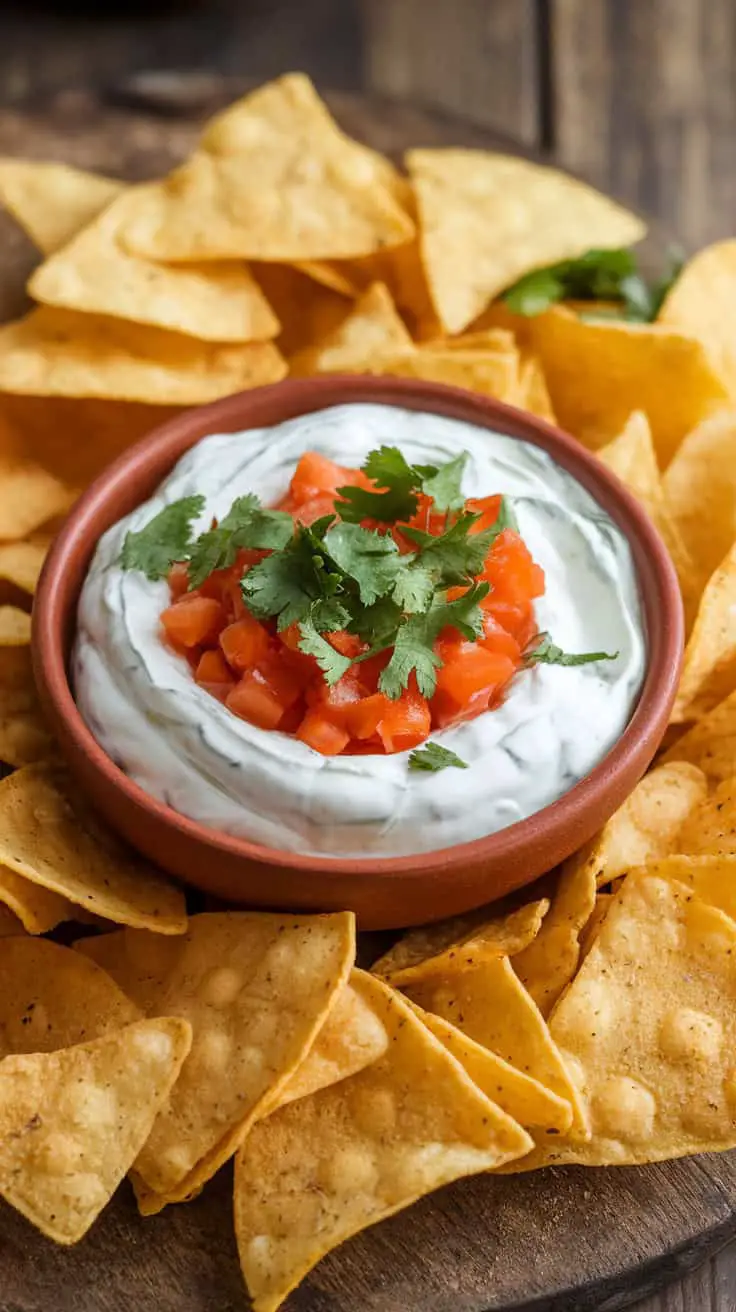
top-left (220, 616), bottom-right (270, 673)
top-left (297, 710), bottom-right (351, 756)
top-left (376, 691), bottom-right (431, 753)
top-left (167, 561), bottom-right (190, 598)
top-left (161, 596), bottom-right (224, 649)
top-left (195, 650), bottom-right (235, 701)
top-left (483, 529), bottom-right (545, 603)
top-left (289, 452), bottom-right (356, 506)
top-left (432, 646), bottom-right (516, 728)
top-left (226, 672), bottom-right (286, 730)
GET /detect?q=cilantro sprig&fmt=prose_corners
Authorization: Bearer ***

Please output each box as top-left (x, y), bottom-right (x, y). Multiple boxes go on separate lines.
top-left (503, 246), bottom-right (684, 323)
top-left (336, 446), bottom-right (467, 524)
top-left (409, 742), bottom-right (468, 772)
top-left (527, 633), bottom-right (619, 667)
top-left (120, 495), bottom-right (205, 582)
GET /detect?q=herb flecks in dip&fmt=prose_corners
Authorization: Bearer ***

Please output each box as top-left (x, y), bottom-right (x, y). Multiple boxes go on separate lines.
top-left (74, 403), bottom-right (646, 858)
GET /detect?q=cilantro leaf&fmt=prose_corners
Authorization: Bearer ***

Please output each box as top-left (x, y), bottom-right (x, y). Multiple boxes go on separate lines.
top-left (503, 266), bottom-right (566, 316)
top-left (187, 495), bottom-right (292, 589)
top-left (391, 561), bottom-right (436, 613)
top-left (336, 445), bottom-right (421, 524)
top-left (420, 453), bottom-right (467, 513)
top-left (401, 512), bottom-right (495, 586)
top-left (322, 522), bottom-right (401, 606)
top-left (120, 495), bottom-right (205, 582)
top-left (503, 247), bottom-right (683, 325)
top-left (349, 595), bottom-right (404, 646)
top-left (379, 582), bottom-right (489, 699)
top-left (527, 633), bottom-right (619, 667)
top-left (298, 612), bottom-right (353, 687)
top-left (409, 742), bottom-right (468, 772)
top-left (241, 524), bottom-right (340, 630)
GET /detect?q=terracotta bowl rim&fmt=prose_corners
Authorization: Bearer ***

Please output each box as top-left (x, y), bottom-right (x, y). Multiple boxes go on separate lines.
top-left (32, 375), bottom-right (683, 882)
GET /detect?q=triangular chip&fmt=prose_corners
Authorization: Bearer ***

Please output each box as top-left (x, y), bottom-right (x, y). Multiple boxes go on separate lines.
top-left (0, 645), bottom-right (54, 768)
top-left (672, 542), bottom-right (736, 721)
top-left (658, 240), bottom-right (736, 396)
top-left (662, 686), bottom-right (736, 784)
top-left (0, 159), bottom-right (123, 256)
top-left (532, 306), bottom-right (729, 465)
top-left (405, 998), bottom-right (571, 1132)
top-left (577, 891), bottom-right (613, 965)
top-left (371, 344), bottom-right (521, 402)
top-left (663, 410), bottom-right (736, 594)
top-left (0, 540), bottom-right (48, 594)
top-left (0, 606), bottom-right (31, 645)
top-left (540, 874), bottom-right (736, 1165)
top-left (0, 937), bottom-right (141, 1055)
top-left (119, 75), bottom-right (414, 263)
top-left (403, 954), bottom-right (586, 1134)
top-left (78, 911), bottom-right (355, 1204)
top-left (0, 906), bottom-right (24, 937)
top-left (234, 971), bottom-right (531, 1312)
top-left (371, 897), bottom-right (549, 988)
top-left (407, 149), bottom-right (645, 333)
top-left (518, 350), bottom-right (556, 423)
top-left (0, 1017), bottom-right (191, 1243)
top-left (274, 974), bottom-right (388, 1111)
top-left (291, 281), bottom-right (414, 375)
top-left (252, 263), bottom-right (351, 358)
top-left (558, 761), bottom-right (708, 890)
top-left (513, 863), bottom-right (597, 1018)
top-left (29, 184), bottom-right (279, 343)
top-left (0, 761), bottom-right (187, 933)
top-left (0, 454), bottom-right (75, 541)
top-left (632, 855), bottom-right (736, 922)
top-left (678, 776), bottom-right (736, 856)
top-left (0, 306), bottom-right (286, 405)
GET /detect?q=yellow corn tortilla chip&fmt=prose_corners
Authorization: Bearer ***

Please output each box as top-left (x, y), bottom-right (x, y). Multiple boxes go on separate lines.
top-left (577, 892), bottom-right (614, 965)
top-left (662, 686), bottom-right (736, 784)
top-left (370, 345), bottom-right (521, 402)
top-left (658, 240), bottom-right (736, 397)
top-left (253, 263), bottom-right (351, 359)
top-left (422, 327), bottom-right (517, 354)
top-left (0, 905), bottom-right (24, 937)
top-left (120, 75), bottom-right (414, 264)
top-left (518, 351), bottom-right (557, 423)
top-left (0, 540), bottom-right (47, 594)
top-left (662, 410), bottom-right (736, 594)
top-left (290, 281), bottom-right (414, 376)
top-left (295, 260), bottom-right (359, 298)
top-left (0, 606), bottom-right (31, 645)
top-left (274, 974), bottom-right (389, 1110)
top-left (234, 971), bottom-right (531, 1312)
top-left (0, 937), bottom-right (141, 1055)
top-left (0, 866), bottom-right (74, 935)
top-left (0, 1017), bottom-right (191, 1243)
top-left (0, 307), bottom-right (286, 405)
top-left (513, 863), bottom-right (597, 1018)
top-left (558, 761), bottom-right (708, 890)
top-left (534, 874), bottom-right (736, 1166)
top-left (0, 159), bottom-right (123, 256)
top-left (632, 855), bottom-right (736, 921)
top-left (678, 776), bottom-right (736, 856)
top-left (532, 306), bottom-right (729, 466)
top-left (404, 998), bottom-right (571, 1132)
top-left (0, 454), bottom-right (75, 541)
top-left (598, 411), bottom-right (698, 613)
top-left (77, 910), bottom-right (355, 1204)
top-left (672, 543), bottom-right (736, 722)
top-left (407, 149), bottom-right (645, 334)
top-left (371, 897), bottom-right (549, 988)
top-left (0, 761), bottom-right (187, 933)
top-left (0, 645), bottom-right (54, 768)
top-left (29, 184), bottom-right (280, 344)
top-left (403, 955), bottom-right (586, 1135)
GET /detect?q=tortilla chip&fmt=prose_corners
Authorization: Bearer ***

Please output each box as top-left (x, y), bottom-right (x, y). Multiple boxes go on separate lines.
top-left (0, 540), bottom-right (47, 594)
top-left (558, 762), bottom-right (708, 890)
top-left (234, 971), bottom-right (531, 1312)
top-left (658, 240), bottom-right (736, 397)
top-left (577, 892), bottom-right (614, 965)
top-left (633, 855), bottom-right (736, 921)
top-left (403, 955), bottom-right (586, 1134)
top-left (290, 281), bottom-right (414, 376)
top-left (274, 975), bottom-right (389, 1110)
top-left (0, 1017), bottom-right (191, 1243)
top-left (663, 410), bottom-right (736, 593)
top-left (0, 159), bottom-right (123, 256)
top-left (513, 863), bottom-right (597, 1018)
top-left (371, 898), bottom-right (549, 988)
top-left (539, 874), bottom-right (736, 1165)
top-left (78, 910), bottom-right (355, 1205)
top-left (532, 306), bottom-right (729, 465)
top-left (0, 937), bottom-right (141, 1056)
top-left (598, 411), bottom-right (698, 611)
top-left (29, 184), bottom-right (279, 344)
top-left (406, 149), bottom-right (645, 334)
top-left (661, 687), bottom-right (736, 784)
top-left (371, 344), bottom-right (521, 402)
top-left (0, 607), bottom-right (31, 645)
top-left (518, 351), bottom-right (557, 423)
top-left (423, 327), bottom-right (516, 354)
top-left (672, 543), bottom-right (736, 722)
top-left (0, 454), bottom-right (75, 541)
top-left (0, 761), bottom-right (187, 933)
top-left (405, 999), bottom-right (572, 1132)
top-left (678, 776), bottom-right (736, 856)
top-left (0, 645), bottom-right (54, 767)
top-left (120, 75), bottom-right (414, 264)
top-left (253, 264), bottom-right (351, 359)
top-left (0, 307), bottom-right (286, 405)
top-left (295, 260), bottom-right (359, 298)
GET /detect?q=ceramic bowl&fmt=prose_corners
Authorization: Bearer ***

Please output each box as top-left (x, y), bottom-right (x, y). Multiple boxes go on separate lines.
top-left (32, 376), bottom-right (683, 930)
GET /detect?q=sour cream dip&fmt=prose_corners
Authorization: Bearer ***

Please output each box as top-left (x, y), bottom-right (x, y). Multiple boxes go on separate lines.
top-left (74, 402), bottom-right (646, 858)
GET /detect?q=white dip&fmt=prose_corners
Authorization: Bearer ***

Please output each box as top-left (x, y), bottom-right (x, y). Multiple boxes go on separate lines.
top-left (74, 402), bottom-right (646, 858)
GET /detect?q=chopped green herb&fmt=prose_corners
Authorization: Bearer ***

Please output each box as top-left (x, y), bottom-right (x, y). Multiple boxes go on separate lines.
top-left (322, 521), bottom-right (402, 606)
top-left (419, 452), bottom-right (467, 514)
top-left (379, 582), bottom-right (489, 699)
top-left (336, 445), bottom-right (421, 524)
top-left (401, 503), bottom-right (510, 586)
top-left (187, 495), bottom-right (292, 589)
top-left (298, 611), bottom-right (353, 686)
top-left (120, 495), bottom-right (205, 582)
top-left (527, 633), bottom-right (619, 667)
top-left (409, 742), bottom-right (468, 772)
top-left (503, 246), bottom-right (684, 324)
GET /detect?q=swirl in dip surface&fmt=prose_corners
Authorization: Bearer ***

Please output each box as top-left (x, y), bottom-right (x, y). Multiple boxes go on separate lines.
top-left (74, 402), bottom-right (646, 858)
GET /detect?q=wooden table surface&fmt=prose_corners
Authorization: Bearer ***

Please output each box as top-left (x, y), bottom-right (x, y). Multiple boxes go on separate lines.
top-left (0, 7), bottom-right (735, 1308)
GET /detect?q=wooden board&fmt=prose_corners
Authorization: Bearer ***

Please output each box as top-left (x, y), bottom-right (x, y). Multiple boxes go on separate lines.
top-left (0, 81), bottom-right (732, 1312)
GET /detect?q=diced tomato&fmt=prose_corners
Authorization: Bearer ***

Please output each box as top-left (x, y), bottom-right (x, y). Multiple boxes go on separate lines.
top-left (348, 692), bottom-right (392, 741)
top-left (376, 691), bottom-right (431, 753)
top-left (219, 616), bottom-right (270, 673)
top-left (195, 649), bottom-right (235, 702)
top-left (221, 575), bottom-right (248, 623)
top-left (466, 494), bottom-right (502, 533)
top-left (483, 529), bottom-right (545, 603)
top-left (289, 452), bottom-right (356, 506)
top-left (432, 647), bottom-right (516, 728)
top-left (355, 648), bottom-right (390, 693)
top-left (297, 710), bottom-right (351, 756)
top-left (257, 655), bottom-right (309, 706)
top-left (161, 596), bottom-right (224, 649)
top-left (278, 699), bottom-right (307, 735)
top-left (168, 561), bottom-right (190, 598)
top-left (328, 630), bottom-right (363, 658)
top-left (309, 667), bottom-right (366, 726)
top-left (479, 614), bottom-right (522, 662)
top-left (292, 495), bottom-right (340, 527)
top-left (226, 672), bottom-right (286, 730)
top-left (198, 567), bottom-right (230, 602)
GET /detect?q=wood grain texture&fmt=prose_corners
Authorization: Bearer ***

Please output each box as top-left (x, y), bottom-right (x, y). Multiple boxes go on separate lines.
top-left (550, 0), bottom-right (736, 251)
top-left (361, 0), bottom-right (541, 145)
top-left (0, 76), bottom-right (733, 1312)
